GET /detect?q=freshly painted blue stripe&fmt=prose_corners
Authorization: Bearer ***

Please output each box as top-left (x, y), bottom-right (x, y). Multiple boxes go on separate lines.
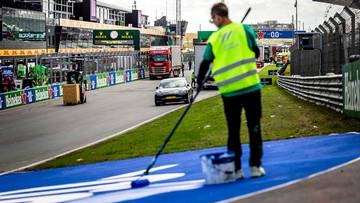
top-left (0, 133), bottom-right (359, 203)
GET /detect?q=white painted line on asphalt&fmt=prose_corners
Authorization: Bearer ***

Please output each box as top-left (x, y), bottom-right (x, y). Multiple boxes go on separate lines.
top-left (217, 156), bottom-right (360, 203)
top-left (0, 91), bottom-right (218, 176)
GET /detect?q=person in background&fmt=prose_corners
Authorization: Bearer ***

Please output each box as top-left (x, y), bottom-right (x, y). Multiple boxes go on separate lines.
top-left (181, 63), bottom-right (185, 77)
top-left (191, 71), bottom-right (196, 88)
top-left (188, 60), bottom-right (193, 70)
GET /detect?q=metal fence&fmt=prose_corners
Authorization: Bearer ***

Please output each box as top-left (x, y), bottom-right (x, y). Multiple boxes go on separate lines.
top-left (290, 6), bottom-right (360, 76)
top-left (277, 74), bottom-right (343, 112)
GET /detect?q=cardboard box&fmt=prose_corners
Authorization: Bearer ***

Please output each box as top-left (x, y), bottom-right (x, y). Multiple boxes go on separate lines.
top-left (63, 84), bottom-right (80, 105)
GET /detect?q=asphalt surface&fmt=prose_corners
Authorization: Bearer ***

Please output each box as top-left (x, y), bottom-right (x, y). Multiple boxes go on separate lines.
top-left (233, 159), bottom-right (360, 203)
top-left (0, 70), bottom-right (218, 173)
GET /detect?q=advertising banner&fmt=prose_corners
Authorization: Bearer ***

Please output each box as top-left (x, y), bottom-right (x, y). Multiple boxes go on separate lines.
top-left (139, 69), bottom-right (145, 79)
top-left (343, 60), bottom-right (360, 118)
top-left (51, 84), bottom-right (61, 98)
top-left (93, 30), bottom-right (140, 50)
top-left (1, 66), bottom-right (14, 81)
top-left (24, 88), bottom-right (36, 105)
top-left (256, 30), bottom-right (295, 39)
top-left (96, 73), bottom-right (107, 88)
top-left (60, 83), bottom-right (64, 96)
top-left (90, 75), bottom-right (97, 90)
top-left (109, 72), bottom-right (116, 86)
top-left (4, 90), bottom-right (23, 108)
top-left (126, 70), bottom-right (132, 82)
top-left (116, 71), bottom-right (125, 84)
top-left (131, 69), bottom-right (139, 81)
top-left (0, 93), bottom-right (6, 110)
top-left (35, 86), bottom-right (50, 102)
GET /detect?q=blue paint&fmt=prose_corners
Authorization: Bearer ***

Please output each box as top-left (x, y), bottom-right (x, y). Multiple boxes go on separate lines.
top-left (0, 133), bottom-right (359, 203)
top-left (24, 89), bottom-right (36, 104)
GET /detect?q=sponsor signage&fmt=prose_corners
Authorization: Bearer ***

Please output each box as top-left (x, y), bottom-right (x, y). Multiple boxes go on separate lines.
top-left (343, 60), bottom-right (360, 118)
top-left (268, 70), bottom-right (278, 75)
top-left (4, 90), bottom-right (23, 108)
top-left (17, 32), bottom-right (46, 41)
top-left (93, 30), bottom-right (140, 50)
top-left (109, 72), bottom-right (116, 86)
top-left (256, 30), bottom-right (295, 39)
top-left (96, 73), bottom-right (107, 88)
top-left (90, 75), bottom-right (97, 90)
top-left (35, 86), bottom-right (49, 102)
top-left (24, 89), bottom-right (36, 104)
top-left (126, 70), bottom-right (132, 82)
top-left (131, 70), bottom-right (138, 80)
top-left (0, 93), bottom-right (6, 110)
top-left (51, 84), bottom-right (61, 98)
top-left (1, 66), bottom-right (14, 80)
top-left (116, 71), bottom-right (125, 84)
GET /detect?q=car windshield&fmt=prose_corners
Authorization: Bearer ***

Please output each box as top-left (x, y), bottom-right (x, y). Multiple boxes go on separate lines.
top-left (150, 54), bottom-right (168, 62)
top-left (160, 80), bottom-right (187, 88)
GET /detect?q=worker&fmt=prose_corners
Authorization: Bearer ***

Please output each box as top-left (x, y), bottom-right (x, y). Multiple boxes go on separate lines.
top-left (191, 71), bottom-right (196, 88)
top-left (197, 3), bottom-right (265, 179)
top-left (181, 63), bottom-right (185, 77)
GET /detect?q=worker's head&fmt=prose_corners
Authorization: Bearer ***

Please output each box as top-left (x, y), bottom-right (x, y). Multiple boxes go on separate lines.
top-left (210, 3), bottom-right (229, 27)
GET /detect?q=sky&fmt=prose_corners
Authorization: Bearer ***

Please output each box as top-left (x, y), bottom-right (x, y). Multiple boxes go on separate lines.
top-left (105, 0), bottom-right (343, 32)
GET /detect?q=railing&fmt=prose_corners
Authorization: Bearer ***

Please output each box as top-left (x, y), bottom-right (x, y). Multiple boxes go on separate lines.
top-left (277, 74), bottom-right (343, 112)
top-left (0, 68), bottom-right (149, 111)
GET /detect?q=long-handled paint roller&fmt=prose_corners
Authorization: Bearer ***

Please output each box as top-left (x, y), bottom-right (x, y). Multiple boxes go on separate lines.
top-left (131, 7), bottom-right (252, 189)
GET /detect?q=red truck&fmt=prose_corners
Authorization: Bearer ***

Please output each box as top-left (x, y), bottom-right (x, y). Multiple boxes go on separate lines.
top-left (148, 46), bottom-right (182, 80)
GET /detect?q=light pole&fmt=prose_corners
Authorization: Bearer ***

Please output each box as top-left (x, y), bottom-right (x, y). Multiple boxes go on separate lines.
top-left (294, 0), bottom-right (298, 31)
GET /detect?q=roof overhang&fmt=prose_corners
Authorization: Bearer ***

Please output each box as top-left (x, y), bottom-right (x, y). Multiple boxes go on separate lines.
top-left (313, 0), bottom-right (360, 8)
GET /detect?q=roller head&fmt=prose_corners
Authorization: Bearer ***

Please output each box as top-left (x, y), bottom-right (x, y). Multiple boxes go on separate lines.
top-left (131, 179), bottom-right (150, 189)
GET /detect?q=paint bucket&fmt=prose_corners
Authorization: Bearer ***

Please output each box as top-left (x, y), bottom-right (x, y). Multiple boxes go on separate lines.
top-left (200, 152), bottom-right (236, 184)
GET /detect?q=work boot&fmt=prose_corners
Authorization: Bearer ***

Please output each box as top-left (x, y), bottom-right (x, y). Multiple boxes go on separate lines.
top-left (250, 166), bottom-right (266, 178)
top-left (235, 169), bottom-right (244, 180)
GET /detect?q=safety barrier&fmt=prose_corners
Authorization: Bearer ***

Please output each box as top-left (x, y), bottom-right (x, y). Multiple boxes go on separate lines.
top-left (0, 68), bottom-right (148, 111)
top-left (277, 74), bottom-right (343, 112)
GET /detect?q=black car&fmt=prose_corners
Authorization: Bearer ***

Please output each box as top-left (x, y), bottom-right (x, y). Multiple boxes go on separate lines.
top-left (155, 78), bottom-right (193, 106)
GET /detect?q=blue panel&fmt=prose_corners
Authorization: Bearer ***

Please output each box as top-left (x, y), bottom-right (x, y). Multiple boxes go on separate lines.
top-left (0, 133), bottom-right (359, 203)
top-left (24, 89), bottom-right (36, 104)
top-left (109, 72), bottom-right (116, 86)
top-left (89, 75), bottom-right (97, 90)
top-left (126, 70), bottom-right (132, 82)
top-left (51, 84), bottom-right (61, 98)
top-left (257, 30), bottom-right (294, 38)
top-left (0, 93), bottom-right (6, 110)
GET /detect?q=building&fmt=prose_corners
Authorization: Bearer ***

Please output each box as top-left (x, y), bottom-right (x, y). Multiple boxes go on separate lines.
top-left (249, 20), bottom-right (294, 31)
top-left (0, 1), bottom-right (179, 84)
top-left (96, 1), bottom-right (130, 26)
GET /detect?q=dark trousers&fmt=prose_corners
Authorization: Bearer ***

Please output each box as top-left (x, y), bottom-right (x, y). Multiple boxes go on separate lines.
top-left (222, 90), bottom-right (263, 171)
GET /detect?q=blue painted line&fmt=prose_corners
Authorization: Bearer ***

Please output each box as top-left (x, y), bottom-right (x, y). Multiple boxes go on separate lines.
top-left (0, 133), bottom-right (359, 203)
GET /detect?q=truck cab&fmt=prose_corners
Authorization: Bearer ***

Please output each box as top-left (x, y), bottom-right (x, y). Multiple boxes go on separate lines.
top-left (148, 46), bottom-right (181, 80)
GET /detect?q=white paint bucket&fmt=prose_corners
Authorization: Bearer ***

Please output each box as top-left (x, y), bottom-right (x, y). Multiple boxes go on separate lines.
top-left (200, 152), bottom-right (236, 184)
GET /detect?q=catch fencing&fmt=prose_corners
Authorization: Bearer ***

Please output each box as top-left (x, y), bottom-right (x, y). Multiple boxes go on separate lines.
top-left (290, 6), bottom-right (360, 76)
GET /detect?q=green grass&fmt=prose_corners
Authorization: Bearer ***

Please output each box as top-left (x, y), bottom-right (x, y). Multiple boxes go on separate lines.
top-left (30, 65), bottom-right (360, 170)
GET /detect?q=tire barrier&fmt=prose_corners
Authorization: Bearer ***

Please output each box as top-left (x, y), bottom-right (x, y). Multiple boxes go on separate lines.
top-left (0, 68), bottom-right (149, 111)
top-left (277, 74), bottom-right (343, 112)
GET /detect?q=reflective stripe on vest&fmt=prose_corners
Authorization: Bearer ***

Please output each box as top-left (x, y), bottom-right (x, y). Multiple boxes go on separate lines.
top-left (208, 22), bottom-right (260, 94)
top-left (212, 58), bottom-right (256, 76)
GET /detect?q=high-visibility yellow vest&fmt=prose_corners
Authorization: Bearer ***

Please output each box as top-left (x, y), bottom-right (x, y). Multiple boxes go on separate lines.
top-left (208, 22), bottom-right (260, 94)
